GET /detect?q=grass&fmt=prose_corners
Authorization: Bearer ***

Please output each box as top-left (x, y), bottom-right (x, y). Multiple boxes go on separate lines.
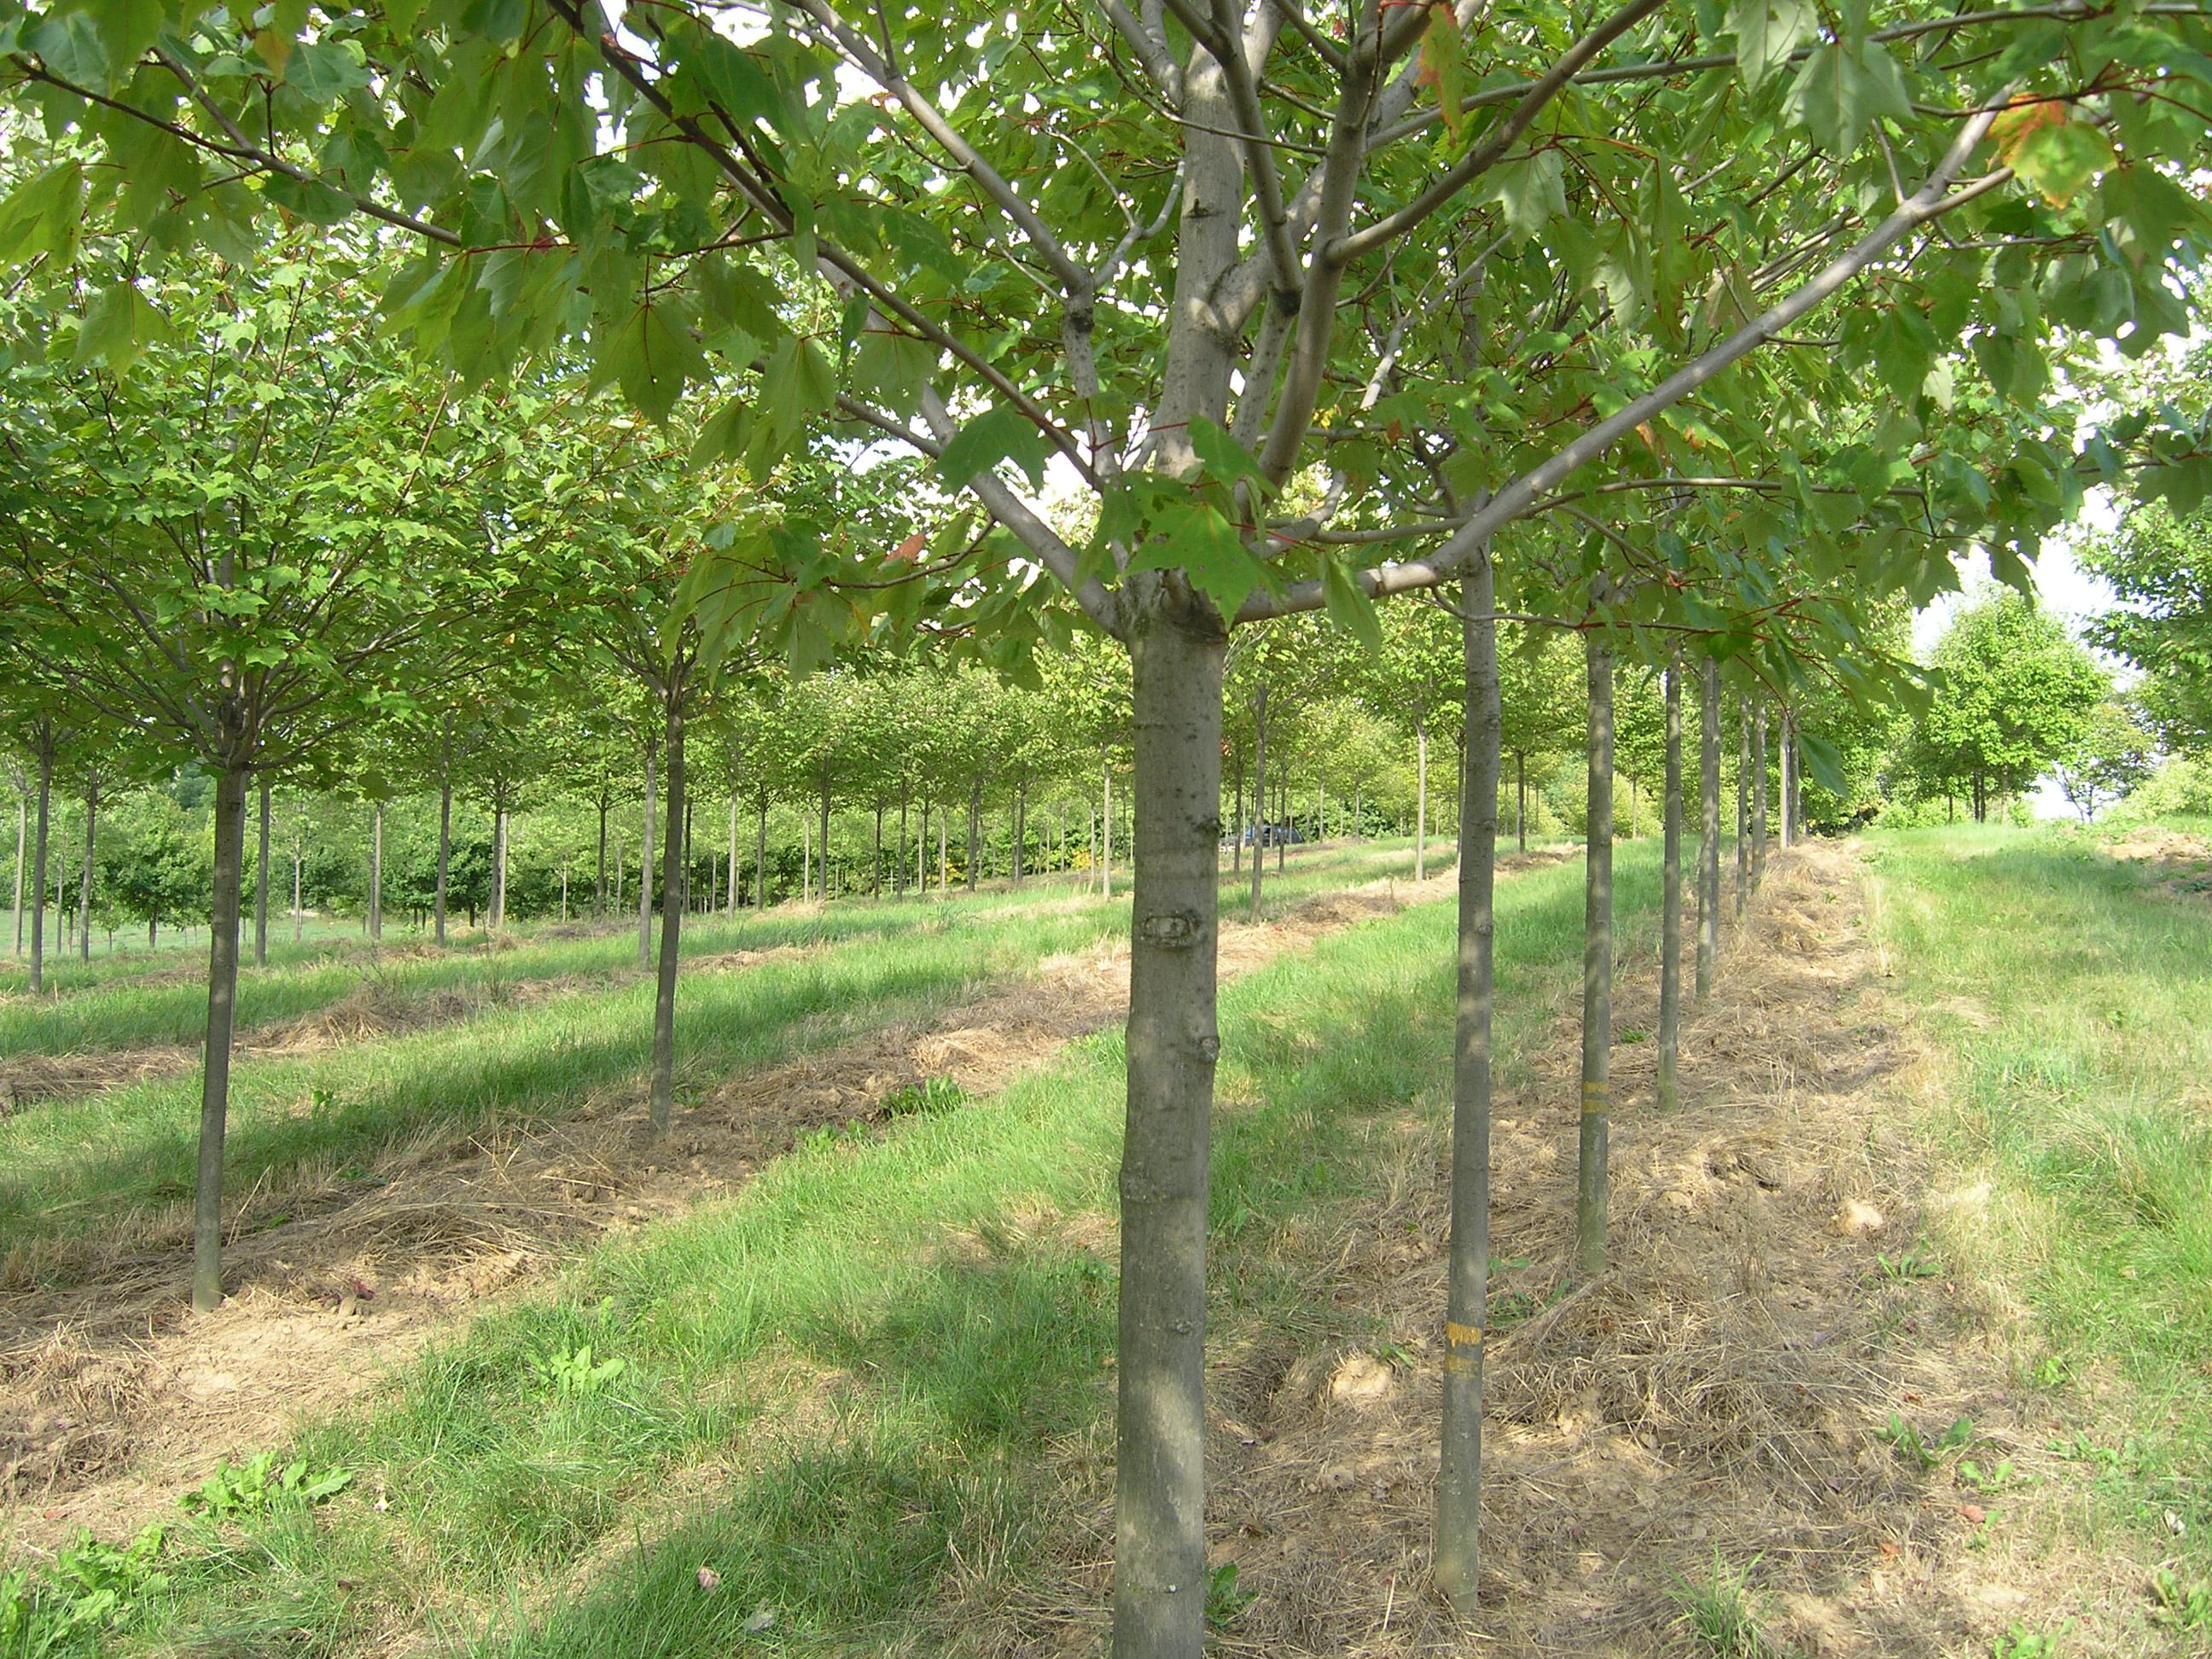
top-left (20, 839), bottom-right (1660, 1655)
top-left (0, 839), bottom-right (1469, 1263)
top-left (1862, 819), bottom-right (2212, 1573)
top-left (0, 837), bottom-right (1451, 1057)
top-left (1666, 1548), bottom-right (1777, 1659)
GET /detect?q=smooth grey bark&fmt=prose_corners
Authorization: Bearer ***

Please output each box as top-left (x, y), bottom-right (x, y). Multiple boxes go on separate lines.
top-left (638, 744), bottom-right (656, 969)
top-left (369, 802), bottom-right (384, 940)
top-left (78, 775), bottom-right (96, 963)
top-left (193, 764), bottom-right (248, 1312)
top-left (1516, 752), bottom-right (1528, 852)
top-left (595, 794), bottom-right (608, 914)
top-left (11, 792), bottom-right (23, 956)
top-left (28, 749), bottom-right (49, 993)
top-left (822, 782), bottom-right (835, 899)
top-left (1657, 663), bottom-right (1681, 1112)
top-left (437, 721), bottom-right (453, 943)
top-left (650, 690), bottom-right (687, 1137)
top-left (1415, 716), bottom-right (1429, 882)
top-left (254, 780), bottom-right (271, 967)
top-left (965, 778), bottom-right (981, 892)
top-left (292, 841), bottom-right (302, 944)
top-left (1736, 703), bottom-right (1749, 917)
top-left (1100, 758), bottom-right (1112, 900)
top-left (492, 796), bottom-right (509, 929)
top-left (730, 792), bottom-right (741, 916)
top-left (1697, 660), bottom-right (1720, 1000)
top-left (1114, 584), bottom-right (1225, 1659)
top-left (1011, 782), bottom-right (1026, 885)
top-left (1436, 562), bottom-right (1499, 1610)
top-left (1778, 707), bottom-right (1795, 851)
top-left (1575, 636), bottom-right (1614, 1278)
top-left (1752, 704), bottom-right (1769, 888)
top-left (1248, 684), bottom-right (1267, 923)
top-left (757, 799), bottom-right (770, 907)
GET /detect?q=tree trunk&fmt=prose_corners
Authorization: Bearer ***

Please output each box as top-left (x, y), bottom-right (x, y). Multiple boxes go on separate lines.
top-left (875, 800), bottom-right (885, 896)
top-left (1416, 715), bottom-right (1429, 882)
top-left (939, 806), bottom-right (949, 895)
top-left (28, 749), bottom-right (49, 993)
top-left (1778, 709), bottom-right (1795, 851)
top-left (595, 795), bottom-right (608, 916)
top-left (1697, 660), bottom-right (1720, 1001)
top-left (1658, 664), bottom-right (1682, 1113)
top-left (650, 688), bottom-right (687, 1137)
top-left (821, 782), bottom-right (834, 901)
top-left (1248, 685), bottom-right (1267, 923)
top-left (1436, 562), bottom-right (1499, 1609)
top-left (11, 792), bottom-right (23, 958)
top-left (1576, 637), bottom-right (1614, 1278)
top-left (1275, 775), bottom-right (1285, 874)
top-left (438, 722), bottom-right (453, 941)
top-left (193, 763), bottom-right (249, 1312)
top-left (638, 745), bottom-right (656, 969)
top-left (730, 792), bottom-right (741, 917)
top-left (1517, 753), bottom-right (1528, 853)
top-left (369, 802), bottom-right (384, 941)
top-left (79, 776), bottom-right (97, 963)
top-left (1735, 703), bottom-right (1749, 917)
top-left (1115, 590), bottom-right (1225, 1659)
top-left (1231, 749), bottom-right (1243, 875)
top-left (897, 783), bottom-right (908, 898)
top-left (293, 843), bottom-right (303, 943)
top-left (492, 797), bottom-right (509, 929)
top-left (966, 778), bottom-right (981, 892)
top-left (1752, 705), bottom-right (1769, 888)
top-left (757, 799), bottom-right (770, 908)
top-left (1013, 780), bottom-right (1027, 885)
top-left (254, 780), bottom-right (271, 967)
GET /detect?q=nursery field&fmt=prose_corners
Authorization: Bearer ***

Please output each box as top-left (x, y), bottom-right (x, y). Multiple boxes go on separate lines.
top-left (2, 823), bottom-right (2209, 1658)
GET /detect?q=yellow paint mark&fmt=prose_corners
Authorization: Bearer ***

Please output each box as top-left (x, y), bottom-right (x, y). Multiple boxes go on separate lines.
top-left (1444, 1355), bottom-right (1482, 1377)
top-left (1445, 1320), bottom-right (1484, 1348)
top-left (1582, 1080), bottom-right (1610, 1115)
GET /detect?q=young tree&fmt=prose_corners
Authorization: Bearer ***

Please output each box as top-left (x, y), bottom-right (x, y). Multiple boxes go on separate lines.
top-left (2056, 698), bottom-right (2159, 820)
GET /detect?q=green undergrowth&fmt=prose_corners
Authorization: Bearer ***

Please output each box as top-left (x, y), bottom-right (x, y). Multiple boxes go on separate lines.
top-left (1864, 822), bottom-right (2212, 1578)
top-left (40, 844), bottom-right (1659, 1655)
top-left (0, 837), bottom-right (1441, 1057)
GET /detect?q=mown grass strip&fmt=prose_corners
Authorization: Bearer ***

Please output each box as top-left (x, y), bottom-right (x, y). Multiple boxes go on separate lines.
top-left (1864, 821), bottom-right (2212, 1567)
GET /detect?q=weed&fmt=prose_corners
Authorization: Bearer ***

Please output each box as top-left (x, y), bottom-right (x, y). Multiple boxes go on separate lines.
top-left (882, 1075), bottom-right (966, 1116)
top-left (1665, 1548), bottom-right (1774, 1658)
top-left (1877, 1412), bottom-right (1972, 1471)
top-left (1204, 1563), bottom-right (1254, 1630)
top-left (0, 1524), bottom-right (171, 1656)
top-left (2151, 1566), bottom-right (2212, 1629)
top-left (1872, 1244), bottom-right (1945, 1284)
top-left (530, 1346), bottom-right (626, 1399)
top-left (1992, 1623), bottom-right (2064, 1657)
top-left (180, 1453), bottom-right (352, 1520)
top-left (1958, 1456), bottom-right (2017, 1494)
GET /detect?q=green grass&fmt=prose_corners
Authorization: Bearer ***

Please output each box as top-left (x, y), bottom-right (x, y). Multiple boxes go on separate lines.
top-left (1863, 820), bottom-right (2212, 1569)
top-left (0, 838), bottom-right (1446, 1058)
top-left (30, 840), bottom-right (1658, 1656)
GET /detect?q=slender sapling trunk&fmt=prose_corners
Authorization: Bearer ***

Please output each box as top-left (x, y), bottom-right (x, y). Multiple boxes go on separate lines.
top-left (254, 780), bottom-right (271, 967)
top-left (1697, 660), bottom-right (1720, 999)
top-left (1658, 664), bottom-right (1682, 1111)
top-left (650, 689), bottom-right (687, 1136)
top-left (1576, 636), bottom-right (1614, 1278)
top-left (193, 763), bottom-right (249, 1311)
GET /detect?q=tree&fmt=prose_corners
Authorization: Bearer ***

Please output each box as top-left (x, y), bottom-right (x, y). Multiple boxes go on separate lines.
top-left (1902, 591), bottom-right (2107, 820)
top-left (0, 240), bottom-right (506, 1310)
top-left (2056, 698), bottom-right (2159, 821)
top-left (2082, 501), bottom-right (2212, 758)
top-left (24, 2), bottom-right (2212, 1643)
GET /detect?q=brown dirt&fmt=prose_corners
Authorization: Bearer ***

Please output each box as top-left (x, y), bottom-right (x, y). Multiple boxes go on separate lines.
top-left (962, 841), bottom-right (2174, 1656)
top-left (2105, 826), bottom-right (2212, 906)
top-left (0, 872), bottom-right (1441, 1556)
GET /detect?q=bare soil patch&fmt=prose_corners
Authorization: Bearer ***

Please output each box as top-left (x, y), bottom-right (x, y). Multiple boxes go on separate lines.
top-left (0, 873), bottom-right (1431, 1555)
top-left (966, 841), bottom-right (2163, 1656)
top-left (2105, 826), bottom-right (2212, 905)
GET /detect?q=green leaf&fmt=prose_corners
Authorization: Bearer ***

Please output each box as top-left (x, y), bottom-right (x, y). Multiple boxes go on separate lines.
top-left (70, 281), bottom-right (166, 373)
top-left (1479, 149), bottom-right (1566, 241)
top-left (285, 39), bottom-right (372, 103)
top-left (1728, 0), bottom-right (1816, 92)
top-left (1321, 554), bottom-right (1384, 655)
top-left (1126, 499), bottom-right (1271, 619)
top-left (1188, 416), bottom-right (1269, 494)
top-left (2010, 117), bottom-right (2116, 208)
top-left (0, 161), bottom-right (84, 269)
top-left (600, 300), bottom-right (708, 423)
top-left (935, 405), bottom-right (1048, 491)
top-left (690, 395), bottom-right (751, 466)
top-left (1782, 39), bottom-right (1912, 155)
top-left (1417, 4), bottom-right (1469, 140)
top-left (263, 171), bottom-right (355, 226)
top-left (696, 254), bottom-right (787, 341)
top-left (851, 329), bottom-right (935, 418)
top-left (688, 29), bottom-right (789, 144)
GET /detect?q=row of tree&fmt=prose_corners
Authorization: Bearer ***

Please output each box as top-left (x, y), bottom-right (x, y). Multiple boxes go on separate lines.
top-left (4, 0), bottom-right (2212, 1651)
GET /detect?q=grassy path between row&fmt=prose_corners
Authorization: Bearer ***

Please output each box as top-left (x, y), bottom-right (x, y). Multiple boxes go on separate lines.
top-left (0, 843), bottom-right (1441, 1272)
top-left (32, 845), bottom-right (1657, 1655)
